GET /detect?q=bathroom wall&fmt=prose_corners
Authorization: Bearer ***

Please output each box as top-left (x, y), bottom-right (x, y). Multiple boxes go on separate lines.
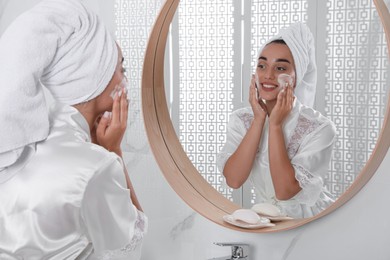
top-left (128, 136), bottom-right (390, 260)
top-left (1, 1), bottom-right (390, 259)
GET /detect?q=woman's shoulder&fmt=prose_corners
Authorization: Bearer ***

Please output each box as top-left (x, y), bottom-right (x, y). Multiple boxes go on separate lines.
top-left (20, 135), bottom-right (122, 211)
top-left (231, 106), bottom-right (253, 116)
top-left (296, 104), bottom-right (336, 138)
top-left (46, 103), bottom-right (119, 164)
top-left (41, 123), bottom-right (120, 174)
top-left (299, 104), bottom-right (335, 128)
top-left (230, 107), bottom-right (254, 130)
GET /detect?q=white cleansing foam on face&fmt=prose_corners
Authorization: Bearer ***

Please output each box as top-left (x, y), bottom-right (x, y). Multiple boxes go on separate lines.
top-left (110, 77), bottom-right (130, 100)
top-left (277, 74), bottom-right (294, 89)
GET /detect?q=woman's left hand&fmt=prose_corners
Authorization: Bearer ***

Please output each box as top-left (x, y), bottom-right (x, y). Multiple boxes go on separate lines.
top-left (96, 88), bottom-right (128, 155)
top-left (269, 85), bottom-right (294, 127)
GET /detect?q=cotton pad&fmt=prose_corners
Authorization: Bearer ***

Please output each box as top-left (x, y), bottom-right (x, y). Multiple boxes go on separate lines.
top-left (277, 74), bottom-right (294, 88)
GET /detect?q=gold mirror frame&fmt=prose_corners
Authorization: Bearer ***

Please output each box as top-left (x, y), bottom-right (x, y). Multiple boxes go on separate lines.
top-left (142, 0), bottom-right (390, 232)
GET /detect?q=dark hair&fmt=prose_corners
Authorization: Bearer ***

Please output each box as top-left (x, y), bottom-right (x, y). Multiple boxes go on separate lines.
top-left (266, 39), bottom-right (287, 46)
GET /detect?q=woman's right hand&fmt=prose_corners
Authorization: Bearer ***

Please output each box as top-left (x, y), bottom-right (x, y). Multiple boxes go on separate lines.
top-left (96, 87), bottom-right (128, 156)
top-left (249, 74), bottom-right (267, 122)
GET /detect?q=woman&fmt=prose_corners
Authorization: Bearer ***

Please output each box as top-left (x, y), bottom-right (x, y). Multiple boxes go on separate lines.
top-left (217, 23), bottom-right (336, 219)
top-left (0, 0), bottom-right (146, 259)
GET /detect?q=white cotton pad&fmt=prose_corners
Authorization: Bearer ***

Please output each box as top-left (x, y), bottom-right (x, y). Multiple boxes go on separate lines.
top-left (277, 74), bottom-right (294, 88)
top-left (232, 209), bottom-right (261, 224)
top-left (251, 203), bottom-right (282, 217)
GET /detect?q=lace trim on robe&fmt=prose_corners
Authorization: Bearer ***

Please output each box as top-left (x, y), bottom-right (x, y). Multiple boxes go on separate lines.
top-left (287, 115), bottom-right (323, 158)
top-left (237, 112), bottom-right (253, 131)
top-left (293, 164), bottom-right (313, 188)
top-left (97, 211), bottom-right (148, 260)
top-left (291, 163), bottom-right (324, 206)
top-left (286, 115), bottom-right (325, 204)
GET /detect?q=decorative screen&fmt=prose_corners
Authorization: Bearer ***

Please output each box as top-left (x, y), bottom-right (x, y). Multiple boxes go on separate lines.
top-left (250, 0), bottom-right (308, 69)
top-left (324, 0), bottom-right (389, 197)
top-left (172, 0), bottom-right (236, 200)
top-left (115, 0), bottom-right (164, 157)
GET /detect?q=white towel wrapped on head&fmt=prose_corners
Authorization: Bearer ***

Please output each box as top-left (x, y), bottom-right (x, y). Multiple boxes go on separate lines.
top-left (259, 22), bottom-right (317, 108)
top-left (0, 0), bottom-right (118, 167)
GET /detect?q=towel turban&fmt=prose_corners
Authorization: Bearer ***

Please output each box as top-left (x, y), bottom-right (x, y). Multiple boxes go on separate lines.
top-left (0, 0), bottom-right (118, 167)
top-left (258, 22), bottom-right (317, 108)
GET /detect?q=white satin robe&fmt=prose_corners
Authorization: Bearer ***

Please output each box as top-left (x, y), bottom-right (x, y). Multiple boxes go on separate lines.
top-left (0, 104), bottom-right (147, 260)
top-left (217, 99), bottom-right (336, 218)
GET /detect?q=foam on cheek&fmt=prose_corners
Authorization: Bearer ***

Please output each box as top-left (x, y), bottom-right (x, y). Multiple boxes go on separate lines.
top-left (110, 78), bottom-right (130, 100)
top-left (277, 74), bottom-right (294, 89)
top-left (110, 85), bottom-right (121, 99)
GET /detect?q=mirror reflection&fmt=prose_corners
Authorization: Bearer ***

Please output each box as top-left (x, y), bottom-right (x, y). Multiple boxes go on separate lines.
top-left (164, 0), bottom-right (389, 217)
top-left (216, 23), bottom-right (336, 219)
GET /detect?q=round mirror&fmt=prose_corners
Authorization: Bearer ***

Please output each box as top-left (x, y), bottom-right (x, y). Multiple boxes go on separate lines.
top-left (142, 0), bottom-right (390, 232)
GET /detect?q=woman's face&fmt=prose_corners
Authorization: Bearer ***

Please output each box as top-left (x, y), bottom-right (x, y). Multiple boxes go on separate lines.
top-left (256, 42), bottom-right (296, 101)
top-left (97, 46), bottom-right (127, 113)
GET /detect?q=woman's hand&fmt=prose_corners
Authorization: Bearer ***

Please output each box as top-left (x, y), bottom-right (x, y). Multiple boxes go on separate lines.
top-left (249, 74), bottom-right (267, 123)
top-left (269, 85), bottom-right (294, 127)
top-left (96, 88), bottom-right (128, 156)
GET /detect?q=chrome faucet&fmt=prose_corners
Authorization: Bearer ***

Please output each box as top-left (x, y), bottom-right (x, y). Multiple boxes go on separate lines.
top-left (209, 242), bottom-right (250, 260)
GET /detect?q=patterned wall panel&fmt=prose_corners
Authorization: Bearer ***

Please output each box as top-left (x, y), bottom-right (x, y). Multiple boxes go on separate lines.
top-left (115, 0), bottom-right (164, 154)
top-left (250, 0), bottom-right (308, 70)
top-left (324, 0), bottom-right (388, 197)
top-left (175, 0), bottom-right (235, 200)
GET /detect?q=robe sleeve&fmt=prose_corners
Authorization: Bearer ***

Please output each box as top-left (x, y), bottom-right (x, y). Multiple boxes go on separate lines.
top-left (216, 110), bottom-right (251, 174)
top-left (81, 155), bottom-right (147, 260)
top-left (289, 121), bottom-right (336, 206)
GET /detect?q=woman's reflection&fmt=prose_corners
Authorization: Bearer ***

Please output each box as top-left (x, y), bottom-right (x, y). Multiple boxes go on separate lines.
top-left (217, 23), bottom-right (336, 219)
